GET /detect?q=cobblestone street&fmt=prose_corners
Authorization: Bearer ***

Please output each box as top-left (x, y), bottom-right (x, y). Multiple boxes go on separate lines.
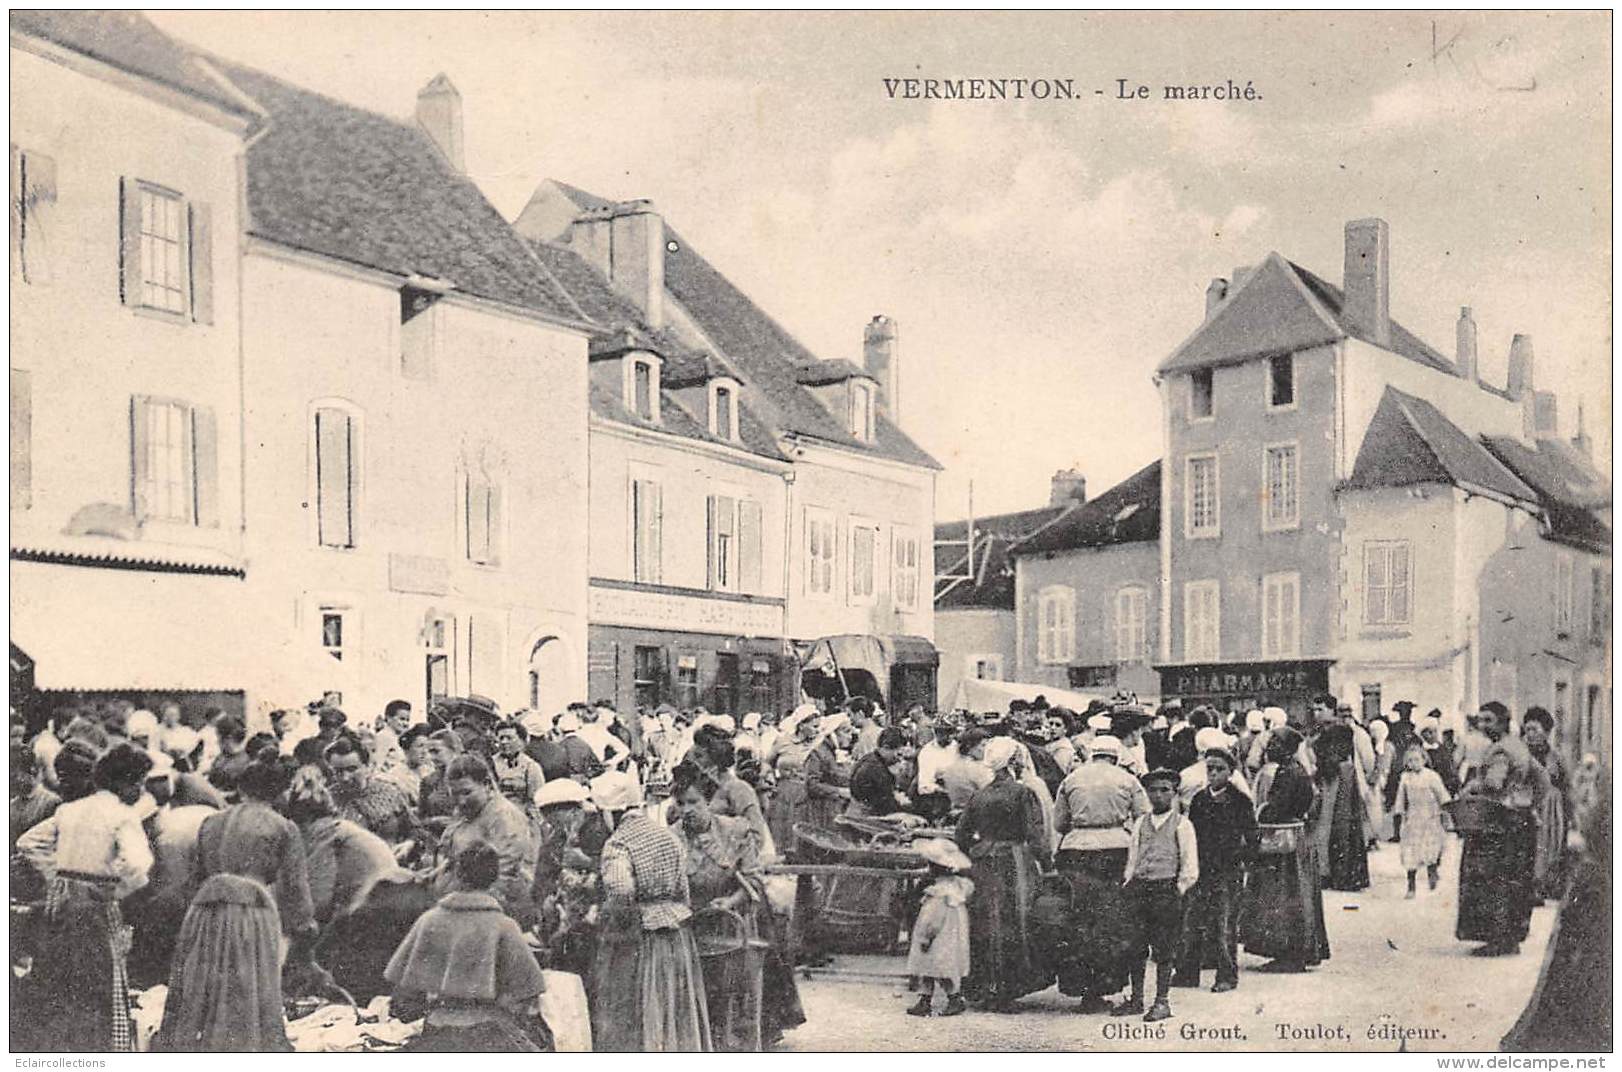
top-left (779, 837), bottom-right (1554, 1052)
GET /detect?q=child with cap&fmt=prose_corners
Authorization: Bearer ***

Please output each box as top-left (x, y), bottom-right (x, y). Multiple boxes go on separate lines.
top-left (1391, 741), bottom-right (1451, 897)
top-left (1116, 768), bottom-right (1199, 1023)
top-left (906, 838), bottom-right (975, 1017)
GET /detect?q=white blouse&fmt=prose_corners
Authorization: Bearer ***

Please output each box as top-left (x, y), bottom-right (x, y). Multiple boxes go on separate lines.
top-left (16, 790), bottom-right (154, 899)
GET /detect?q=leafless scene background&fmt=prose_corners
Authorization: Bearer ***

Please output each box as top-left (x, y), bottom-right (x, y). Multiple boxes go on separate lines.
top-left (7, 9), bottom-right (1611, 1058)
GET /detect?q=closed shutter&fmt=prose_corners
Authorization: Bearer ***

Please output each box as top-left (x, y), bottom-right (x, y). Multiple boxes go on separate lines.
top-left (634, 479), bottom-right (662, 584)
top-left (8, 145), bottom-right (19, 275)
top-left (10, 368), bottom-right (29, 510)
top-left (118, 177), bottom-right (141, 305)
top-left (192, 404), bottom-right (219, 527)
top-left (316, 408), bottom-right (354, 547)
top-left (739, 500), bottom-right (762, 593)
top-left (486, 482), bottom-right (502, 566)
top-left (705, 495), bottom-right (717, 589)
top-left (467, 473), bottom-right (491, 562)
top-left (130, 395), bottom-right (151, 520)
top-left (18, 151), bottom-right (55, 285)
top-left (188, 201), bottom-right (212, 324)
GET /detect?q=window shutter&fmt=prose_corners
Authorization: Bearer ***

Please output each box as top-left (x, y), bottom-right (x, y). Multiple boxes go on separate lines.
top-left (648, 481), bottom-right (662, 584)
top-left (119, 177), bottom-right (141, 305)
top-left (739, 500), bottom-right (762, 594)
top-left (188, 201), bottom-right (212, 324)
top-left (130, 395), bottom-right (151, 520)
top-left (21, 152), bottom-right (55, 285)
top-left (346, 414), bottom-right (360, 547)
top-left (316, 409), bottom-right (353, 547)
top-left (10, 368), bottom-right (30, 510)
top-left (9, 145), bottom-right (19, 276)
top-left (706, 494), bottom-right (717, 589)
top-left (192, 404), bottom-right (219, 527)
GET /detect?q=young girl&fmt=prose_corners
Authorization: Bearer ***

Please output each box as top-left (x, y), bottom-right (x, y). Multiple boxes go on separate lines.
top-left (907, 838), bottom-right (974, 1017)
top-left (1392, 743), bottom-right (1452, 897)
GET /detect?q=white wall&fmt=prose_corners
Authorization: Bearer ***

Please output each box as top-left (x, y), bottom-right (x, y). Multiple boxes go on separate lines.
top-left (240, 249), bottom-right (590, 720)
top-left (936, 607), bottom-right (1014, 706)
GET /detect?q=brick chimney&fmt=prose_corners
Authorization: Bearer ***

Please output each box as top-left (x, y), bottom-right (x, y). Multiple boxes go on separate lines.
top-left (1050, 468), bottom-right (1087, 507)
top-left (1533, 391), bottom-right (1558, 439)
top-left (1455, 306), bottom-right (1477, 381)
top-left (1205, 278), bottom-right (1228, 319)
top-left (863, 315), bottom-right (900, 423)
top-left (416, 74), bottom-right (464, 173)
top-left (568, 200), bottom-right (666, 327)
top-left (1573, 403), bottom-right (1593, 458)
top-left (1507, 334), bottom-right (1534, 399)
top-left (1343, 218), bottom-right (1391, 348)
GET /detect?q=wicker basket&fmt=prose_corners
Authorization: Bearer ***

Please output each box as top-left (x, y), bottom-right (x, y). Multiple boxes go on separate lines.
top-left (1256, 822), bottom-right (1305, 856)
top-left (690, 906), bottom-right (769, 959)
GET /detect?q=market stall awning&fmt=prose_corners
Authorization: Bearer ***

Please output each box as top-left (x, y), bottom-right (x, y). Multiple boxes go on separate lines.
top-left (799, 634), bottom-right (939, 679)
top-left (947, 677), bottom-right (1126, 715)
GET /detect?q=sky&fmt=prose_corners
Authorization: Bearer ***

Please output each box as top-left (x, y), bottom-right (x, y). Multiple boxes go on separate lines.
top-left (152, 10), bottom-right (1612, 518)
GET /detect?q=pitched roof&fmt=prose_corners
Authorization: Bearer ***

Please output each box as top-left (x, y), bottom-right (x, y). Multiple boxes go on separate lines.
top-left (12, 10), bottom-right (258, 120)
top-left (1012, 460), bottom-right (1163, 556)
top-left (1159, 251), bottom-right (1455, 376)
top-left (1345, 388), bottom-right (1537, 505)
top-left (212, 60), bottom-right (587, 324)
top-left (532, 241), bottom-right (786, 461)
top-left (795, 359), bottom-right (874, 386)
top-left (548, 183), bottom-right (939, 470)
top-left (935, 504), bottom-right (1076, 611)
top-left (1481, 435), bottom-right (1612, 553)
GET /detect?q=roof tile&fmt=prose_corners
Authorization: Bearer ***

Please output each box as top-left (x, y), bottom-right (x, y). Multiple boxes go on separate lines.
top-left (1346, 387), bottom-right (1536, 505)
top-left (1011, 460), bottom-right (1163, 556)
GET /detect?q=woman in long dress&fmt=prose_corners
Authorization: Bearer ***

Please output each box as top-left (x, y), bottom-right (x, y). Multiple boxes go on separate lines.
top-left (764, 712), bottom-right (819, 855)
top-left (1310, 724), bottom-right (1370, 891)
top-left (1522, 708), bottom-right (1569, 901)
top-left (670, 768), bottom-right (805, 1050)
top-left (802, 714), bottom-right (854, 832)
top-left (590, 772), bottom-right (712, 1052)
top-left (1240, 727), bottom-right (1330, 971)
top-left (154, 874), bottom-right (289, 1052)
top-left (955, 738), bottom-right (1051, 1010)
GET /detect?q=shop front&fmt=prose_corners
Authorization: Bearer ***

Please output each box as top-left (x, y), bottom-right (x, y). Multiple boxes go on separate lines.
top-left (585, 581), bottom-right (795, 724)
top-left (1154, 658), bottom-right (1334, 724)
top-left (798, 633), bottom-right (939, 713)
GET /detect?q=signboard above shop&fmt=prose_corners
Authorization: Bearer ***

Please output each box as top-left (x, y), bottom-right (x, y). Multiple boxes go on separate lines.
top-left (1154, 658), bottom-right (1334, 702)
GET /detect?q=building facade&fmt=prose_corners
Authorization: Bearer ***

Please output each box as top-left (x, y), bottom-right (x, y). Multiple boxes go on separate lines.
top-left (517, 183), bottom-right (941, 717)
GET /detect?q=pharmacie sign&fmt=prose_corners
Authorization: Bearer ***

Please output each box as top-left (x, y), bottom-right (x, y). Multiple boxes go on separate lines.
top-left (1155, 659), bottom-right (1333, 699)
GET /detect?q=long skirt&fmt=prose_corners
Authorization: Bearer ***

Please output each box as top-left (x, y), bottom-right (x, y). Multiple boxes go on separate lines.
top-left (1240, 838), bottom-right (1330, 966)
top-left (1314, 767), bottom-right (1371, 891)
top-left (154, 874), bottom-right (290, 1053)
top-left (1531, 791), bottom-right (1568, 901)
top-left (1457, 811), bottom-right (1538, 945)
top-left (22, 874), bottom-right (134, 1052)
top-left (758, 906), bottom-right (806, 1046)
top-left (1051, 848), bottom-right (1134, 998)
top-left (965, 840), bottom-right (1047, 1005)
top-left (591, 921), bottom-right (712, 1052)
top-left (766, 778), bottom-right (808, 858)
top-left (1500, 854), bottom-right (1612, 1051)
top-left (407, 1012), bottom-right (550, 1052)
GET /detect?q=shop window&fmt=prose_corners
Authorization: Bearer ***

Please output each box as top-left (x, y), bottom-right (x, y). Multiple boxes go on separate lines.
top-left (675, 654), bottom-right (700, 709)
top-left (749, 658), bottom-right (775, 713)
top-left (634, 646), bottom-right (665, 710)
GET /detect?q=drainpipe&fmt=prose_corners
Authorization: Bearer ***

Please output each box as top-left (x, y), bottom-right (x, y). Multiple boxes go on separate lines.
top-left (781, 467), bottom-right (797, 703)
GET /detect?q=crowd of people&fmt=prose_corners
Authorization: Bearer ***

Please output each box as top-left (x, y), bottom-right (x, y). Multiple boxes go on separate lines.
top-left (6, 686), bottom-right (1606, 1051)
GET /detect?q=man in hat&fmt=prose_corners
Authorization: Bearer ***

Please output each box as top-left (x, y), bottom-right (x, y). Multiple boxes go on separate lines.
top-left (1117, 768), bottom-right (1198, 1023)
top-left (1050, 735), bottom-right (1150, 1011)
top-left (1383, 700), bottom-right (1420, 833)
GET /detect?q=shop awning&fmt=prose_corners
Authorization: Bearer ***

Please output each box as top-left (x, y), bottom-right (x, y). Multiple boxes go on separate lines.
top-left (799, 634), bottom-right (939, 679)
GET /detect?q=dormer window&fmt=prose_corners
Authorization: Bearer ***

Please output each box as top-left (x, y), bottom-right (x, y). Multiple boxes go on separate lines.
top-left (623, 352), bottom-right (661, 422)
top-left (709, 377), bottom-right (740, 442)
top-left (850, 380), bottom-right (875, 442)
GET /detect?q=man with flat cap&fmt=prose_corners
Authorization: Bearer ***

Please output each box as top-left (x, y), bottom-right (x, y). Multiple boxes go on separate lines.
top-left (1118, 767), bottom-right (1199, 1023)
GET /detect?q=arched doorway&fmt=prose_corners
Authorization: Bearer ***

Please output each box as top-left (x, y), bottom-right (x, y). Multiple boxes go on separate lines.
top-left (527, 636), bottom-right (570, 714)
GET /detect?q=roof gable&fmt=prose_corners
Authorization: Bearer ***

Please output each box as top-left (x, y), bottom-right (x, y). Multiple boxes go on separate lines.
top-left (1012, 460), bottom-right (1163, 555)
top-left (935, 503), bottom-right (1076, 610)
top-left (1346, 388), bottom-right (1536, 505)
top-left (215, 61), bottom-right (585, 323)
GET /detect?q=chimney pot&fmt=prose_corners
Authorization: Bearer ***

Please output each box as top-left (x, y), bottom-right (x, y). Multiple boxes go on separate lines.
top-left (415, 73), bottom-right (464, 173)
top-left (1205, 278), bottom-right (1229, 319)
top-left (1507, 333), bottom-right (1535, 400)
top-left (1050, 468), bottom-right (1087, 507)
top-left (1455, 306), bottom-right (1478, 381)
top-left (1343, 218), bottom-right (1391, 348)
top-left (1573, 402), bottom-right (1593, 458)
top-left (863, 315), bottom-right (900, 424)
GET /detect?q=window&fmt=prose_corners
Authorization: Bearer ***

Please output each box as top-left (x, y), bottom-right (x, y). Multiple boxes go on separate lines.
top-left (1115, 587), bottom-right (1148, 663)
top-left (738, 500), bottom-right (763, 594)
top-left (850, 521), bottom-right (879, 604)
top-left (632, 478), bottom-right (662, 584)
top-left (893, 528), bottom-right (922, 612)
top-left (1268, 354), bottom-right (1295, 408)
top-left (131, 396), bottom-right (219, 527)
top-left (626, 357), bottom-right (661, 422)
top-left (139, 187), bottom-right (186, 313)
top-left (1189, 368), bottom-right (1213, 420)
top-left (749, 658), bottom-right (775, 713)
top-left (11, 148), bottom-right (55, 285)
top-left (320, 607), bottom-right (348, 662)
top-left (400, 287), bottom-right (440, 381)
top-left (11, 368), bottom-right (30, 510)
top-left (118, 178), bottom-right (211, 323)
top-left (850, 381), bottom-right (874, 441)
top-left (708, 494), bottom-right (737, 592)
top-left (675, 655), bottom-right (700, 708)
top-left (968, 654), bottom-right (1004, 681)
top-left (464, 467), bottom-right (501, 565)
top-left (1262, 571), bottom-right (1301, 657)
top-left (1037, 586), bottom-right (1075, 665)
top-left (314, 406), bottom-right (360, 548)
top-left (634, 646), bottom-right (665, 709)
top-left (805, 507), bottom-right (835, 598)
top-left (425, 615), bottom-right (451, 705)
top-left (1591, 568), bottom-right (1611, 647)
top-left (1555, 552), bottom-right (1575, 635)
top-left (1364, 541), bottom-right (1411, 626)
top-left (1185, 453), bottom-right (1219, 537)
top-left (1263, 443), bottom-right (1299, 530)
top-left (1361, 685), bottom-right (1382, 725)
top-left (1183, 580), bottom-right (1220, 662)
top-left (710, 380), bottom-right (738, 441)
